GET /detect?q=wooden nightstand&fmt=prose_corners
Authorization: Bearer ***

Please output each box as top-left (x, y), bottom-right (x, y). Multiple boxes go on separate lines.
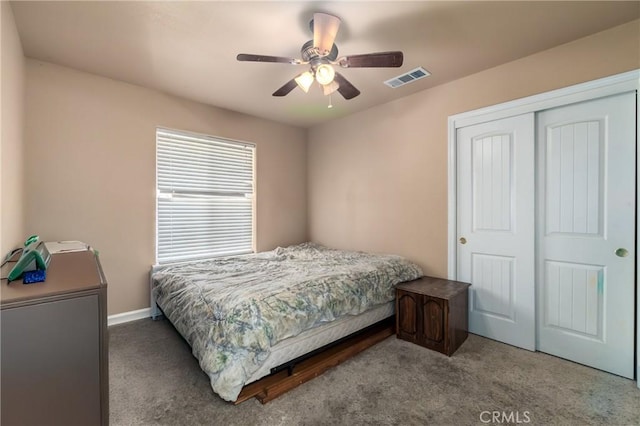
top-left (396, 276), bottom-right (470, 356)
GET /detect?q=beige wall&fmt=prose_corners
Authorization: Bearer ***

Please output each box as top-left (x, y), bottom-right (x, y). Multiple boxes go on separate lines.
top-left (308, 20), bottom-right (640, 277)
top-left (15, 18), bottom-right (640, 315)
top-left (1, 2), bottom-right (25, 255)
top-left (24, 60), bottom-right (307, 314)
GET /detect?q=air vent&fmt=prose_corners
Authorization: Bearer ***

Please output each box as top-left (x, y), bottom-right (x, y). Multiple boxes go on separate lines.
top-left (384, 67), bottom-right (431, 88)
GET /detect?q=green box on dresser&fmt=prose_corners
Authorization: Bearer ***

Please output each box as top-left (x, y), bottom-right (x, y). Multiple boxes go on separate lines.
top-left (396, 276), bottom-right (471, 356)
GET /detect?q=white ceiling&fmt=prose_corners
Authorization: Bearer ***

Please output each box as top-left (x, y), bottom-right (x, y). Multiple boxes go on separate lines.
top-left (10, 1), bottom-right (640, 128)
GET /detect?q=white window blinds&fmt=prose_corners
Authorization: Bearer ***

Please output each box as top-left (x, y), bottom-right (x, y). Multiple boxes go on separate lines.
top-left (156, 128), bottom-right (255, 264)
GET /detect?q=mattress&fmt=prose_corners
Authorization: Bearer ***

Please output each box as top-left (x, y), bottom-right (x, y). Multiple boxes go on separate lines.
top-left (151, 242), bottom-right (423, 401)
top-left (247, 301), bottom-right (394, 382)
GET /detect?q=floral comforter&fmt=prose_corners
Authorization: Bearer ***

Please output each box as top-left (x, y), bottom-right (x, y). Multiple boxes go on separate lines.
top-left (151, 242), bottom-right (423, 401)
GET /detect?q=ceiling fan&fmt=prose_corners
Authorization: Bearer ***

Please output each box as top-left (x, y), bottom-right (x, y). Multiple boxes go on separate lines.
top-left (237, 13), bottom-right (403, 100)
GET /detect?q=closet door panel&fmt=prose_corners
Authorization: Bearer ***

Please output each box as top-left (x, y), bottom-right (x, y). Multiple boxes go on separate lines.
top-left (456, 113), bottom-right (535, 351)
top-left (537, 92), bottom-right (636, 378)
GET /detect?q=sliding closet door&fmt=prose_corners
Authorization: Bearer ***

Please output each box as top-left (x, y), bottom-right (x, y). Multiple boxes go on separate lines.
top-left (456, 113), bottom-right (535, 350)
top-left (537, 92), bottom-right (636, 378)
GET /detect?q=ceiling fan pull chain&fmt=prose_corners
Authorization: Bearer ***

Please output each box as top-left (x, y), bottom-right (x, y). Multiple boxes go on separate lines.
top-left (328, 93), bottom-right (333, 109)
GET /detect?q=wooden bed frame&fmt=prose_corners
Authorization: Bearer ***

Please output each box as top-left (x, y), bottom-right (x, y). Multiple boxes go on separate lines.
top-left (236, 317), bottom-right (395, 404)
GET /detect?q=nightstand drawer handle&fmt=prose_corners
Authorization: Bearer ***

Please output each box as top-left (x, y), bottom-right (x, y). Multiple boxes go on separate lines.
top-left (459, 237), bottom-right (467, 244)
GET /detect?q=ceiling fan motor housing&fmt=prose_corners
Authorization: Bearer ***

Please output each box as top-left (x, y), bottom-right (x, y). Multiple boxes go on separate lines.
top-left (301, 40), bottom-right (338, 62)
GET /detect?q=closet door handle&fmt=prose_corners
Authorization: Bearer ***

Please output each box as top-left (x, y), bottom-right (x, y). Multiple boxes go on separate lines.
top-left (615, 248), bottom-right (628, 258)
top-left (459, 237), bottom-right (467, 245)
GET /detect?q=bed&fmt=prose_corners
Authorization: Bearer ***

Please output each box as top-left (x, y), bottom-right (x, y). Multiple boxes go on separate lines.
top-left (150, 242), bottom-right (423, 402)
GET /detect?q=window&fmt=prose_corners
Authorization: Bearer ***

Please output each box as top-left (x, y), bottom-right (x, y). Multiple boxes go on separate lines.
top-left (156, 127), bottom-right (255, 264)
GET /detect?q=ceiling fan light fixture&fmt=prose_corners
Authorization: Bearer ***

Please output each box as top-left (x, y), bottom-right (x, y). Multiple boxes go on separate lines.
top-left (313, 13), bottom-right (341, 56)
top-left (315, 64), bottom-right (335, 85)
top-left (295, 71), bottom-right (314, 93)
top-left (322, 80), bottom-right (340, 96)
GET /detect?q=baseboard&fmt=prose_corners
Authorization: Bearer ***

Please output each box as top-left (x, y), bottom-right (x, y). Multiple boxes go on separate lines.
top-left (107, 307), bottom-right (151, 327)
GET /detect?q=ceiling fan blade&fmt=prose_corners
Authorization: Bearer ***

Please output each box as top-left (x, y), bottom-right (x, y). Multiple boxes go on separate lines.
top-left (237, 54), bottom-right (302, 65)
top-left (334, 72), bottom-right (361, 100)
top-left (313, 13), bottom-right (341, 56)
top-left (272, 78), bottom-right (298, 97)
top-left (338, 51), bottom-right (404, 68)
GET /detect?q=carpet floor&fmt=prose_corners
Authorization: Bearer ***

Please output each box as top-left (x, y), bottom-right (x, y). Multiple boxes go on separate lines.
top-left (109, 319), bottom-right (639, 425)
